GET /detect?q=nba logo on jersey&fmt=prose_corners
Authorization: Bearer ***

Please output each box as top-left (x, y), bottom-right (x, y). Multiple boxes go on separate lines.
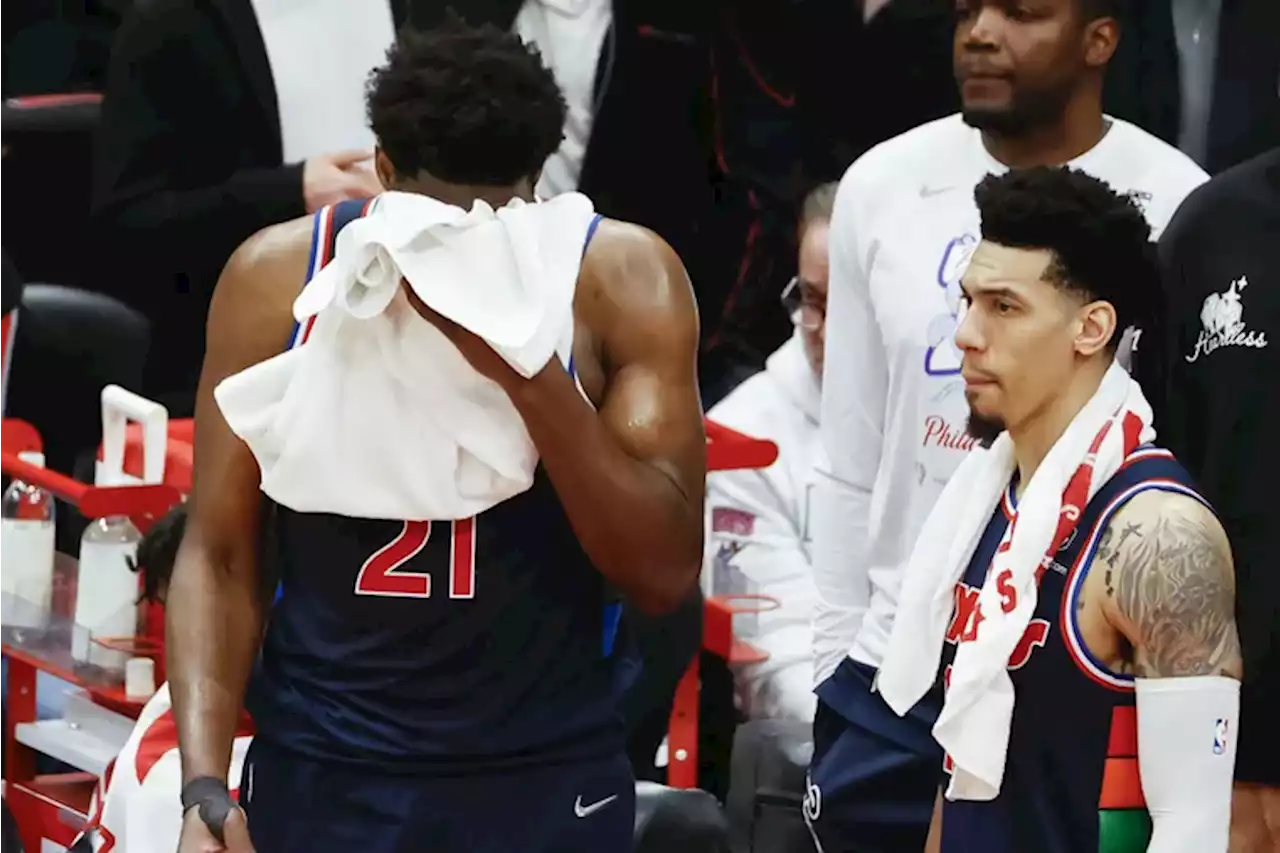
top-left (1213, 719), bottom-right (1230, 755)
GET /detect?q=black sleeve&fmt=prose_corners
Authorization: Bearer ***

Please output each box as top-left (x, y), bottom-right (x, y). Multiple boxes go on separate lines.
top-left (1143, 195), bottom-right (1202, 461)
top-left (90, 2), bottom-right (305, 283)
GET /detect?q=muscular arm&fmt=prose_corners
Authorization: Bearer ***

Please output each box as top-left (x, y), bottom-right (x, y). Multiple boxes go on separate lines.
top-left (1100, 490), bottom-right (1241, 852)
top-left (504, 222), bottom-right (706, 615)
top-left (167, 218), bottom-right (310, 784)
top-left (1101, 490), bottom-right (1242, 680)
top-left (924, 787), bottom-right (943, 853)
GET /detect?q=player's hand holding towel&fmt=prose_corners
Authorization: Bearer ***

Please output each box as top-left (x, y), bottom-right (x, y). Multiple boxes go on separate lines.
top-left (214, 191), bottom-right (598, 521)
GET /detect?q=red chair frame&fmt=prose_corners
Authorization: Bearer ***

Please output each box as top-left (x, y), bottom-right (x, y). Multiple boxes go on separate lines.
top-left (666, 421), bottom-right (779, 789)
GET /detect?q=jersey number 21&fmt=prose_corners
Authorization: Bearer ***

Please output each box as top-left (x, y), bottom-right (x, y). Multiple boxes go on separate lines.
top-left (354, 519), bottom-right (477, 599)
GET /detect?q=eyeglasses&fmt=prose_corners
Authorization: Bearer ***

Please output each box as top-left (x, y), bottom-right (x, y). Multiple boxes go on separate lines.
top-left (781, 276), bottom-right (825, 331)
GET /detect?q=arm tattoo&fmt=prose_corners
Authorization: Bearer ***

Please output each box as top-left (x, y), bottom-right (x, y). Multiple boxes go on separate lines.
top-left (1109, 509), bottom-right (1240, 678)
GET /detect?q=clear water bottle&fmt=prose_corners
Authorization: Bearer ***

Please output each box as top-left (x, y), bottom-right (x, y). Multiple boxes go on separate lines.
top-left (1, 451), bottom-right (57, 629)
top-left (73, 515), bottom-right (141, 669)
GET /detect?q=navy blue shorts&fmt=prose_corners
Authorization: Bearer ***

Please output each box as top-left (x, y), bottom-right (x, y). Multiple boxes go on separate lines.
top-left (806, 658), bottom-right (943, 853)
top-left (239, 737), bottom-right (636, 853)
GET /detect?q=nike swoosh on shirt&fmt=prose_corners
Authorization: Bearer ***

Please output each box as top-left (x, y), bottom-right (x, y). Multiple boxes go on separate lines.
top-left (574, 794), bottom-right (619, 818)
top-left (919, 185), bottom-right (953, 198)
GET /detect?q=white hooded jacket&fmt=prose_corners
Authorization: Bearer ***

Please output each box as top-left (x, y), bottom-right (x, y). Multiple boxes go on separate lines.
top-left (704, 333), bottom-right (822, 722)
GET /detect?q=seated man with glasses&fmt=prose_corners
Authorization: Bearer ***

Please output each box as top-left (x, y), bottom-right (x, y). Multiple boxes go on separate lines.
top-left (701, 183), bottom-right (832, 723)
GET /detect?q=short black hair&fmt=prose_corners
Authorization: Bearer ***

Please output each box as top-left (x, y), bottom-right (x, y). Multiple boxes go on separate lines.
top-left (366, 18), bottom-right (567, 186)
top-left (1075, 0), bottom-right (1126, 20)
top-left (127, 501), bottom-right (281, 607)
top-left (974, 165), bottom-right (1157, 351)
top-left (128, 502), bottom-right (187, 604)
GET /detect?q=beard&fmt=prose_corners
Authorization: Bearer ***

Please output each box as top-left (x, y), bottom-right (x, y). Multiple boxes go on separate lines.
top-left (961, 80), bottom-right (1074, 138)
top-left (966, 410), bottom-right (1006, 448)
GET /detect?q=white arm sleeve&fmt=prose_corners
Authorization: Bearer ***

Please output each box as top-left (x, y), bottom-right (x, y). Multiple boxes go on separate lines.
top-left (1136, 675), bottom-right (1239, 853)
top-left (811, 171), bottom-right (890, 686)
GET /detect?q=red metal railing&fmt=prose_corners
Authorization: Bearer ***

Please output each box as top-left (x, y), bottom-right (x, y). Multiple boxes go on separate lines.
top-left (2, 418), bottom-right (183, 851)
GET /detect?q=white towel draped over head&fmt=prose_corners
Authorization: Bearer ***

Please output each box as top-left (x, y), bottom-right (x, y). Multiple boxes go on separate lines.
top-left (214, 191), bottom-right (599, 521)
top-left (875, 360), bottom-right (1154, 801)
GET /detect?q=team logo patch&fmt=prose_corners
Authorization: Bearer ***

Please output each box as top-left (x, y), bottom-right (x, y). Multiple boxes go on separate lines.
top-left (1213, 719), bottom-right (1229, 755)
top-left (923, 233), bottom-right (978, 377)
top-left (712, 507), bottom-right (756, 536)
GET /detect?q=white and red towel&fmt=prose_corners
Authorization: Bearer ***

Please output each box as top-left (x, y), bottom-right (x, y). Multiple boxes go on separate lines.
top-left (876, 360), bottom-right (1154, 801)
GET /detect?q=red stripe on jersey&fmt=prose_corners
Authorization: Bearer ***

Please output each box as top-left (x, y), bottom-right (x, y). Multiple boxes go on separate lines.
top-left (298, 197), bottom-right (377, 347)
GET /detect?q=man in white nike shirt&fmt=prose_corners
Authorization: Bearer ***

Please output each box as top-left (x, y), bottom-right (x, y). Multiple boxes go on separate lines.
top-left (804, 0), bottom-right (1206, 850)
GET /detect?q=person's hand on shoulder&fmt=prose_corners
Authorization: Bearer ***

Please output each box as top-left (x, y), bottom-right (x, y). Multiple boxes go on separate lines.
top-left (302, 150), bottom-right (383, 212)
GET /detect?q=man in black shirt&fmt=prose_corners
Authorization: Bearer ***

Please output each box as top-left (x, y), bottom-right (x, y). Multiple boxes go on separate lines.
top-left (91, 0), bottom-right (396, 415)
top-left (1141, 147), bottom-right (1280, 852)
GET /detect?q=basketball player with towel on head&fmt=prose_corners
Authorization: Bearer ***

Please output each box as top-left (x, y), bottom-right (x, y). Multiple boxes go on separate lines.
top-left (167, 21), bottom-right (705, 853)
top-left (806, 0), bottom-right (1206, 849)
top-left (876, 167), bottom-right (1241, 853)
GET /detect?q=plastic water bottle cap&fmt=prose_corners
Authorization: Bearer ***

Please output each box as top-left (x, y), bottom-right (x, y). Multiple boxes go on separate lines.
top-left (16, 451), bottom-right (45, 468)
top-left (125, 657), bottom-right (157, 701)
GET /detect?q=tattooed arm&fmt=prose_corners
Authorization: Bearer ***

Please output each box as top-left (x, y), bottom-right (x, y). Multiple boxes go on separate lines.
top-left (1099, 489), bottom-right (1241, 853)
top-left (1099, 489), bottom-right (1242, 680)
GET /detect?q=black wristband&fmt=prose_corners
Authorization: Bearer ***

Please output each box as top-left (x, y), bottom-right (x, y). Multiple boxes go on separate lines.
top-left (180, 776), bottom-right (235, 843)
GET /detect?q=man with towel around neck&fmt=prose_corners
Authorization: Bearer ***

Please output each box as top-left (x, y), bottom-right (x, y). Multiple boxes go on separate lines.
top-left (806, 1), bottom-right (1206, 849)
top-left (876, 167), bottom-right (1242, 853)
top-left (167, 20), bottom-right (705, 853)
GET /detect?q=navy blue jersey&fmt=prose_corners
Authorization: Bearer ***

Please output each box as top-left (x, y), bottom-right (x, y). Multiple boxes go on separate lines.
top-left (939, 446), bottom-right (1208, 853)
top-left (246, 199), bottom-right (636, 774)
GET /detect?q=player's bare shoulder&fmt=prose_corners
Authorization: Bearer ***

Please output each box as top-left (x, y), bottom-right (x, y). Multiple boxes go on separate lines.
top-left (1097, 489), bottom-right (1242, 679)
top-left (570, 218), bottom-right (705, 496)
top-left (576, 219), bottom-right (699, 348)
top-left (207, 216), bottom-right (314, 358)
top-left (214, 216), bottom-right (314, 316)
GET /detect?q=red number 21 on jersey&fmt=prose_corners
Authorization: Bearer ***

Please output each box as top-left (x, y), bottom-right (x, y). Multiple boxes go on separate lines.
top-left (354, 519), bottom-right (477, 599)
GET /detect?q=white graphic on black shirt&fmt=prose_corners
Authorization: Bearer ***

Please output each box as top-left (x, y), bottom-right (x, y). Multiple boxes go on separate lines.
top-left (1188, 275), bottom-right (1269, 362)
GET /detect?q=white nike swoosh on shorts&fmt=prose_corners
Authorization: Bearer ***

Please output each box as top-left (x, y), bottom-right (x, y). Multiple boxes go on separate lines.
top-left (573, 794), bottom-right (618, 818)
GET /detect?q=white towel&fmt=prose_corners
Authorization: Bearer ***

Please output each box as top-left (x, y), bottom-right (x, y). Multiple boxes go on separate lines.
top-left (876, 361), bottom-right (1154, 801)
top-left (214, 191), bottom-right (598, 521)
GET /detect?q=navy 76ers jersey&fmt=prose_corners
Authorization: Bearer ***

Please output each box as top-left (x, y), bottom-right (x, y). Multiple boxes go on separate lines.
top-left (245, 199), bottom-right (636, 773)
top-left (938, 446), bottom-right (1209, 853)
